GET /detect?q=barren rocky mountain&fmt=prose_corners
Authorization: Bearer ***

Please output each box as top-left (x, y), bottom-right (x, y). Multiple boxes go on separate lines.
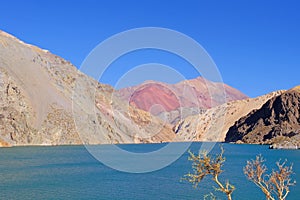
top-left (117, 77), bottom-right (247, 124)
top-left (173, 90), bottom-right (284, 142)
top-left (225, 86), bottom-right (300, 148)
top-left (0, 30), bottom-right (175, 147)
top-left (2, 30), bottom-right (295, 148)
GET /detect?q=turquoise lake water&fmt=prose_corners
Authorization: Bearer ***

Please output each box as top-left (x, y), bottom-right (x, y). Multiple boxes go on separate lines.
top-left (0, 143), bottom-right (299, 200)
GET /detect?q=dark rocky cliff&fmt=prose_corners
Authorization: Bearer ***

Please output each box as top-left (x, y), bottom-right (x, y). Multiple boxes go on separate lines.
top-left (225, 87), bottom-right (300, 148)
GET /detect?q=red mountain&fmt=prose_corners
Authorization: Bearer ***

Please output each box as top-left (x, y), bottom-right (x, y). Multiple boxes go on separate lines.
top-left (117, 77), bottom-right (247, 116)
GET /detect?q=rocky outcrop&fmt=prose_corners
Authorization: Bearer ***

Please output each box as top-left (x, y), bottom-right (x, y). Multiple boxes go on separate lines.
top-left (225, 87), bottom-right (300, 147)
top-left (173, 90), bottom-right (284, 142)
top-left (0, 30), bottom-right (176, 147)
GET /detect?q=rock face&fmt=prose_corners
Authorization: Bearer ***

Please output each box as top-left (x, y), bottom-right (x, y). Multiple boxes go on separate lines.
top-left (173, 90), bottom-right (284, 142)
top-left (0, 30), bottom-right (175, 147)
top-left (225, 87), bottom-right (300, 147)
top-left (117, 77), bottom-right (247, 124)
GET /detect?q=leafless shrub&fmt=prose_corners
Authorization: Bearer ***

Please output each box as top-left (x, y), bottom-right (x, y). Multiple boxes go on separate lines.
top-left (244, 155), bottom-right (296, 200)
top-left (183, 146), bottom-right (235, 200)
top-left (184, 147), bottom-right (296, 200)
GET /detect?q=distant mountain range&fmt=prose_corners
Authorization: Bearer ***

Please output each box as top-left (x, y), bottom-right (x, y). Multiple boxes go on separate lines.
top-left (116, 77), bottom-right (247, 124)
top-left (0, 30), bottom-right (299, 148)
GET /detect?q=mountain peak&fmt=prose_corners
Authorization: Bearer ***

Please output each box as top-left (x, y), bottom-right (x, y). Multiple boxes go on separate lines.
top-left (117, 76), bottom-right (247, 124)
top-left (0, 29), bottom-right (49, 54)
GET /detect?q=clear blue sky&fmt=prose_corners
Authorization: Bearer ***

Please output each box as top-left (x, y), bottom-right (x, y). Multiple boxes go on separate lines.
top-left (1, 0), bottom-right (299, 97)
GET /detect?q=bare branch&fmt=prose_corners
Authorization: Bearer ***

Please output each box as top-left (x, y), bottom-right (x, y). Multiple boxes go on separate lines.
top-left (184, 146), bottom-right (234, 200)
top-left (244, 155), bottom-right (296, 200)
top-left (268, 160), bottom-right (296, 200)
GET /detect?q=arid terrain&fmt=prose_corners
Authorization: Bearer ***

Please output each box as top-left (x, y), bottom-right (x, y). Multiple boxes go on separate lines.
top-left (0, 30), bottom-right (299, 148)
top-left (226, 87), bottom-right (300, 148)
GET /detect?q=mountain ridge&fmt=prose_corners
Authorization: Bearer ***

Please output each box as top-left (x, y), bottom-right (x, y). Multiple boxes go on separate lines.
top-left (173, 90), bottom-right (284, 142)
top-left (225, 86), bottom-right (300, 148)
top-left (0, 30), bottom-right (176, 147)
top-left (117, 76), bottom-right (247, 124)
top-left (2, 29), bottom-right (297, 148)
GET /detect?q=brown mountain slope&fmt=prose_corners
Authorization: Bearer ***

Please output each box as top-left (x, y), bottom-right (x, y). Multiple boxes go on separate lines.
top-left (225, 87), bottom-right (300, 148)
top-left (117, 77), bottom-right (247, 124)
top-left (173, 90), bottom-right (284, 142)
top-left (0, 30), bottom-right (175, 147)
